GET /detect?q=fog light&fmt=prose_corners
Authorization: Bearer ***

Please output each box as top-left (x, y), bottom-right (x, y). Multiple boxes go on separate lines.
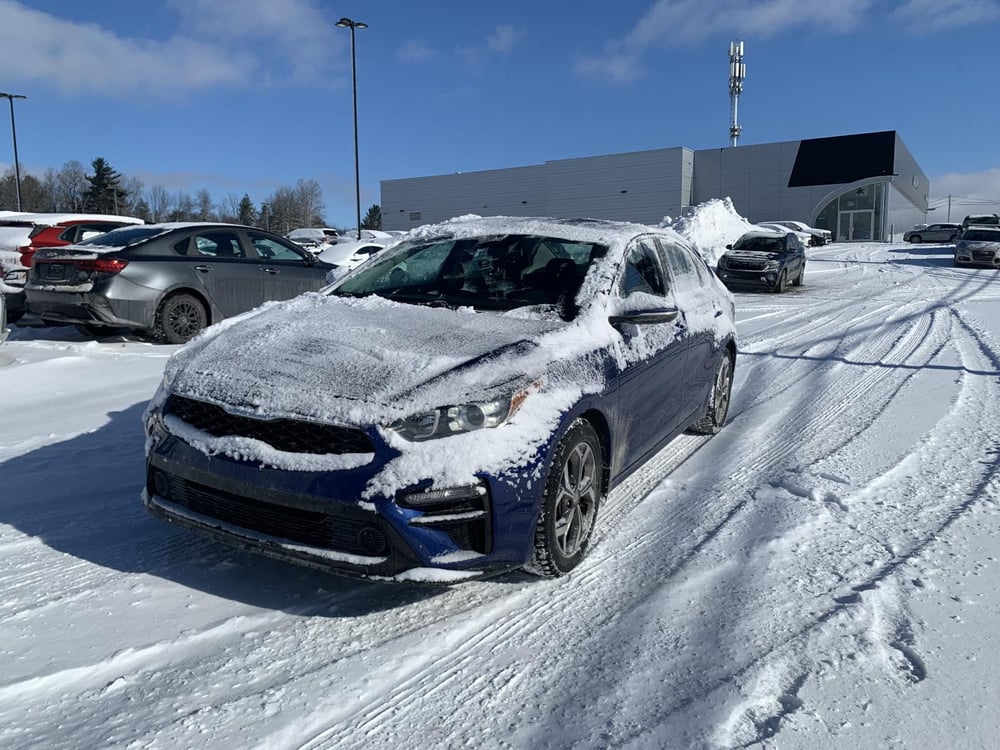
top-left (357, 526), bottom-right (388, 556)
top-left (399, 484), bottom-right (486, 508)
top-left (151, 470), bottom-right (170, 498)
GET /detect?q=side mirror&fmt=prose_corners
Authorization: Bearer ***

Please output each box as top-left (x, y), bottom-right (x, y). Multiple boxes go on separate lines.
top-left (609, 307), bottom-right (679, 327)
top-left (725, 244), bottom-right (733, 250)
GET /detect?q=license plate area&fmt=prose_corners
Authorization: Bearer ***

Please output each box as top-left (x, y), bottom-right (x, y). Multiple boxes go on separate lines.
top-left (44, 263), bottom-right (66, 280)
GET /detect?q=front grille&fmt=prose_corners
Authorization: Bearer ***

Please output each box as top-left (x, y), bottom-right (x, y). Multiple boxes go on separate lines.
top-left (971, 250), bottom-right (998, 261)
top-left (726, 260), bottom-right (765, 271)
top-left (166, 395), bottom-right (374, 454)
top-left (161, 473), bottom-right (378, 554)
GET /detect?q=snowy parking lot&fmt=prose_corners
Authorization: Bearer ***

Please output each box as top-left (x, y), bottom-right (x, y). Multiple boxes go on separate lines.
top-left (2, 239), bottom-right (999, 748)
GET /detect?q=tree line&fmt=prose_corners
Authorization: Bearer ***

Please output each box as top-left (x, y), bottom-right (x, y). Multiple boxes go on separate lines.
top-left (0, 157), bottom-right (382, 233)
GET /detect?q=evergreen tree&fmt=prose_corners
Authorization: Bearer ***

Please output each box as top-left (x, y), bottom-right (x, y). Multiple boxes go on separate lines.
top-left (237, 193), bottom-right (257, 225)
top-left (83, 157), bottom-right (127, 214)
top-left (361, 203), bottom-right (382, 230)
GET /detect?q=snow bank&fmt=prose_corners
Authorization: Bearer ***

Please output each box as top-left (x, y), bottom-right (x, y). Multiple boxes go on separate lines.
top-left (660, 197), bottom-right (754, 266)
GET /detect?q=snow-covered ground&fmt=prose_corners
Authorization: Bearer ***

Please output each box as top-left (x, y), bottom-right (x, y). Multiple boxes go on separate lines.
top-left (1, 235), bottom-right (999, 748)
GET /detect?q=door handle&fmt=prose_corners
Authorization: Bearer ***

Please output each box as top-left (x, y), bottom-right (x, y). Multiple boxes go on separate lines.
top-left (193, 265), bottom-right (211, 273)
top-left (262, 267), bottom-right (279, 275)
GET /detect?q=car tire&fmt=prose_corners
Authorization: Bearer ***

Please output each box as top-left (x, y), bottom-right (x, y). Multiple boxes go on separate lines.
top-left (6, 307), bottom-right (23, 324)
top-left (909, 235), bottom-right (922, 244)
top-left (772, 270), bottom-right (787, 293)
top-left (153, 293), bottom-right (207, 344)
top-left (529, 419), bottom-right (603, 577)
top-left (793, 266), bottom-right (804, 287)
top-left (689, 351), bottom-right (735, 435)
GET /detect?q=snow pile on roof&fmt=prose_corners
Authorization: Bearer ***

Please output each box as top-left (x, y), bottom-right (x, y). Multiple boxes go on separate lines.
top-left (661, 198), bottom-right (754, 265)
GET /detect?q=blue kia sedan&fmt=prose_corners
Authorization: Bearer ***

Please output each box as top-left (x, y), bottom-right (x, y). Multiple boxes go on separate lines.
top-left (142, 216), bottom-right (736, 582)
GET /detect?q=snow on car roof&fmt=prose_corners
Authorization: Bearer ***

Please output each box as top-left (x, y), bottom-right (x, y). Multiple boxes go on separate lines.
top-left (0, 212), bottom-right (144, 226)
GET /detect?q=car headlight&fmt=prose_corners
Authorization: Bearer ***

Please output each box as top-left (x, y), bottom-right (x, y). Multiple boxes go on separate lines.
top-left (3, 268), bottom-right (27, 285)
top-left (388, 386), bottom-right (532, 441)
top-left (763, 260), bottom-right (780, 271)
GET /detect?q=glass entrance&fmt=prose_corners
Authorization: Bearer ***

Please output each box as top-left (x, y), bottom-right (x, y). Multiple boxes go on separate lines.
top-left (838, 210), bottom-right (873, 241)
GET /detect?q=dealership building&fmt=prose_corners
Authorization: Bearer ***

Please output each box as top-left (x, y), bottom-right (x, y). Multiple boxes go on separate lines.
top-left (380, 130), bottom-right (928, 242)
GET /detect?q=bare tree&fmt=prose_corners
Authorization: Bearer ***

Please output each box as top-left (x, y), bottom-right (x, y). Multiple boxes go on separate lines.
top-left (195, 188), bottom-right (214, 221)
top-left (147, 184), bottom-right (170, 222)
top-left (219, 193), bottom-right (241, 223)
top-left (53, 160), bottom-right (88, 211)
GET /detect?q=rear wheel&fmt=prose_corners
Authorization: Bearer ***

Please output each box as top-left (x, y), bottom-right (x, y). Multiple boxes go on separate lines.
top-left (690, 351), bottom-right (735, 435)
top-left (153, 293), bottom-right (207, 344)
top-left (6, 308), bottom-right (23, 324)
top-left (793, 266), bottom-right (804, 287)
top-left (529, 419), bottom-right (603, 577)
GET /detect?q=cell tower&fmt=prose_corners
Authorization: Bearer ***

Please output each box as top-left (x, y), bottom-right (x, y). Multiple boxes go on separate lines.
top-left (728, 40), bottom-right (746, 147)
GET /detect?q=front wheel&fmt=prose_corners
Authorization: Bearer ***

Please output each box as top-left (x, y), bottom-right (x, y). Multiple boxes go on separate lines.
top-left (689, 351), bottom-right (735, 435)
top-left (529, 420), bottom-right (603, 577)
top-left (153, 293), bottom-right (207, 344)
top-left (772, 270), bottom-right (787, 293)
top-left (909, 235), bottom-right (922, 244)
top-left (793, 266), bottom-right (804, 287)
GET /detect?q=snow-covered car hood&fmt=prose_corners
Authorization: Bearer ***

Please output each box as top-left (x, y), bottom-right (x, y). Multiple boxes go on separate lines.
top-left (165, 293), bottom-right (567, 425)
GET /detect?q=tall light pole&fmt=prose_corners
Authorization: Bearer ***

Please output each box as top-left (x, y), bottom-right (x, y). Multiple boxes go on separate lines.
top-left (336, 17), bottom-right (367, 240)
top-left (0, 92), bottom-right (26, 211)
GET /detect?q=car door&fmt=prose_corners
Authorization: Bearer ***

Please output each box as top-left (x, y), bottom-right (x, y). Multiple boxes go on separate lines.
top-left (658, 238), bottom-right (726, 420)
top-left (185, 229), bottom-right (265, 317)
top-left (247, 232), bottom-right (326, 301)
top-left (612, 238), bottom-right (691, 471)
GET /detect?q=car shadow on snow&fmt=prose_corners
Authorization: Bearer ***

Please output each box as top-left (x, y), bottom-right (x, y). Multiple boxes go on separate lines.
top-left (0, 402), bottom-right (448, 616)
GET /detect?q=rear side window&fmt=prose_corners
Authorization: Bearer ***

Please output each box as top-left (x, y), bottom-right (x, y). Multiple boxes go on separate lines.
top-left (249, 233), bottom-right (308, 261)
top-left (658, 240), bottom-right (704, 294)
top-left (78, 226), bottom-right (165, 248)
top-left (193, 232), bottom-right (246, 258)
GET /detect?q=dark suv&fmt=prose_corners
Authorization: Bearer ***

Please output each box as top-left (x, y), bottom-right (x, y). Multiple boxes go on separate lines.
top-left (716, 230), bottom-right (806, 293)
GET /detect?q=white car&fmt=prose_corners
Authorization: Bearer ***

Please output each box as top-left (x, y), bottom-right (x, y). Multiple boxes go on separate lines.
top-left (757, 222), bottom-right (814, 249)
top-left (286, 227), bottom-right (340, 252)
top-left (762, 220), bottom-right (832, 246)
top-left (318, 239), bottom-right (387, 281)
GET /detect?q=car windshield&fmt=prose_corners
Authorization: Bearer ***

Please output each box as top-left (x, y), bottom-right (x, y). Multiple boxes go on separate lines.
top-left (733, 236), bottom-right (783, 253)
top-left (77, 225), bottom-right (167, 248)
top-left (962, 230), bottom-right (1000, 241)
top-left (331, 233), bottom-right (608, 317)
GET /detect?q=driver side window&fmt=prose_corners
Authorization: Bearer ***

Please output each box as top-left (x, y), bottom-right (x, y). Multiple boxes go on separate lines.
top-left (621, 240), bottom-right (667, 297)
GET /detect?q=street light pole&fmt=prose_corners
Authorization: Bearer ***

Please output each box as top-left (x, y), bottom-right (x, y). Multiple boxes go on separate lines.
top-left (0, 92), bottom-right (27, 211)
top-left (336, 17), bottom-right (367, 240)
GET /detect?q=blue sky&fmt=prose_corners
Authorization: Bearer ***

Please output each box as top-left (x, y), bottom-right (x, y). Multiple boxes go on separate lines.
top-left (1, 0), bottom-right (998, 227)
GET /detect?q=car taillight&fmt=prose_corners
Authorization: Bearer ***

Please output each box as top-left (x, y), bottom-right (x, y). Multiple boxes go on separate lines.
top-left (77, 258), bottom-right (129, 274)
top-left (17, 245), bottom-right (35, 267)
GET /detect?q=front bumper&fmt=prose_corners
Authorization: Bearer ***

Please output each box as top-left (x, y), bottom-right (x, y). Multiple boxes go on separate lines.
top-left (143, 408), bottom-right (544, 581)
top-left (715, 267), bottom-right (780, 289)
top-left (954, 249), bottom-right (1000, 267)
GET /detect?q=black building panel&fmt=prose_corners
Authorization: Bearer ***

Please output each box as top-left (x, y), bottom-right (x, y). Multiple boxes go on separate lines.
top-left (788, 131), bottom-right (896, 188)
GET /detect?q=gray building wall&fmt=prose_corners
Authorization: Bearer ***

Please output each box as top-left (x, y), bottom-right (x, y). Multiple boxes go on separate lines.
top-left (381, 147), bottom-right (692, 230)
top-left (380, 133), bottom-right (926, 235)
top-left (891, 133), bottom-right (929, 211)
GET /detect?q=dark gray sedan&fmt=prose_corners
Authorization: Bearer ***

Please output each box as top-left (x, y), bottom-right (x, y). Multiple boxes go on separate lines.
top-left (25, 222), bottom-right (333, 343)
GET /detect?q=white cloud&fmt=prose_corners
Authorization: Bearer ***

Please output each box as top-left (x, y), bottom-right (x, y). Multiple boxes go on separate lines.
top-left (487, 24), bottom-right (526, 53)
top-left (576, 0), bottom-right (874, 82)
top-left (891, 0), bottom-right (1000, 33)
top-left (398, 40), bottom-right (436, 62)
top-left (929, 167), bottom-right (1000, 216)
top-left (0, 0), bottom-right (345, 98)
